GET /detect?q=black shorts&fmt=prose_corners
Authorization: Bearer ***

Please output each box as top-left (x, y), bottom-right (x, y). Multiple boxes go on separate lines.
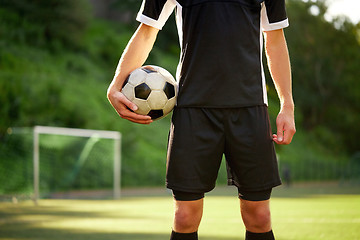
top-left (166, 105), bottom-right (281, 195)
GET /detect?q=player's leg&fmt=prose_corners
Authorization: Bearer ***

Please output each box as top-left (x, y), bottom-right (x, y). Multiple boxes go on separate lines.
top-left (173, 199), bottom-right (203, 232)
top-left (241, 199), bottom-right (272, 231)
top-left (170, 191), bottom-right (204, 240)
top-left (172, 191), bottom-right (204, 234)
top-left (240, 200), bottom-right (274, 240)
top-left (238, 189), bottom-right (274, 239)
top-left (170, 196), bottom-right (204, 240)
top-left (166, 108), bottom-right (225, 240)
top-left (223, 106), bottom-right (280, 239)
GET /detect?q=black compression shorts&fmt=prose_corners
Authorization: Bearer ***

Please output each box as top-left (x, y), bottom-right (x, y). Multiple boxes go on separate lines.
top-left (172, 188), bottom-right (273, 201)
top-left (166, 106), bottom-right (281, 195)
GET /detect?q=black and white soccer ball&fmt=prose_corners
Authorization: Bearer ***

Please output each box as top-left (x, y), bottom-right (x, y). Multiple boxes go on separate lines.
top-left (121, 65), bottom-right (178, 120)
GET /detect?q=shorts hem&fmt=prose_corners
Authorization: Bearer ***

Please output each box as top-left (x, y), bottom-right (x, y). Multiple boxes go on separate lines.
top-left (175, 103), bottom-right (267, 109)
top-left (166, 183), bottom-right (215, 194)
top-left (228, 179), bottom-right (282, 192)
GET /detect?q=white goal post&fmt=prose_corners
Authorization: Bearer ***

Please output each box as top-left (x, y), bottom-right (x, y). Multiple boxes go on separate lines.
top-left (33, 126), bottom-right (121, 204)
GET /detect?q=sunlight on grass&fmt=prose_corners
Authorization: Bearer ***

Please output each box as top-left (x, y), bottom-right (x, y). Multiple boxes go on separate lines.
top-left (272, 195), bottom-right (360, 240)
top-left (1, 194), bottom-right (359, 240)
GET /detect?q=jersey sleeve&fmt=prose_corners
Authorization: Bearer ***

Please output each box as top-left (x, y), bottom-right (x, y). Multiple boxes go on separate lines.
top-left (136, 0), bottom-right (176, 30)
top-left (261, 0), bottom-right (289, 31)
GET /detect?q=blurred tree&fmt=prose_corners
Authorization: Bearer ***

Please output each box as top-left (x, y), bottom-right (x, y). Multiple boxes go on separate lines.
top-left (285, 0), bottom-right (360, 154)
top-left (0, 0), bottom-right (91, 49)
top-left (89, 0), bottom-right (139, 23)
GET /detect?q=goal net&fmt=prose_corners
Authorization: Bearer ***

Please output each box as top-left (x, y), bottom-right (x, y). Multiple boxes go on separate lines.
top-left (32, 126), bottom-right (121, 203)
top-left (0, 126), bottom-right (121, 203)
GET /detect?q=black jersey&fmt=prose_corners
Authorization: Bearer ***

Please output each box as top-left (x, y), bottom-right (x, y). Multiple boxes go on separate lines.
top-left (136, 0), bottom-right (289, 108)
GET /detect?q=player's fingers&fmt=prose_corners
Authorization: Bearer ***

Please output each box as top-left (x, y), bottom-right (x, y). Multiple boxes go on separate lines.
top-left (116, 100), bottom-right (152, 121)
top-left (281, 131), bottom-right (290, 145)
top-left (107, 88), bottom-right (152, 124)
top-left (115, 105), bottom-right (152, 122)
top-left (108, 89), bottom-right (135, 113)
top-left (121, 115), bottom-right (153, 124)
top-left (111, 92), bottom-right (151, 121)
top-left (283, 124), bottom-right (296, 145)
top-left (116, 110), bottom-right (152, 124)
top-left (273, 134), bottom-right (283, 145)
top-left (274, 109), bottom-right (296, 145)
top-left (272, 134), bottom-right (278, 142)
top-left (276, 122), bottom-right (284, 143)
top-left (117, 93), bottom-right (138, 111)
top-left (121, 110), bottom-right (152, 121)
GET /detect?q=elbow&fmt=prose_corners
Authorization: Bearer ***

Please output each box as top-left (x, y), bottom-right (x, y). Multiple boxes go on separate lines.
top-left (138, 23), bottom-right (159, 42)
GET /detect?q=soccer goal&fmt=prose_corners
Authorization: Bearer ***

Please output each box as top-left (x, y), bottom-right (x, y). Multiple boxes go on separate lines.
top-left (33, 126), bottom-right (121, 204)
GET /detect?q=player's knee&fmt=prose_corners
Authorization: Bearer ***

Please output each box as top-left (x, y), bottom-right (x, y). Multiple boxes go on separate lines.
top-left (247, 211), bottom-right (271, 231)
top-left (253, 208), bottom-right (271, 228)
top-left (242, 203), bottom-right (271, 232)
top-left (174, 205), bottom-right (202, 232)
top-left (174, 211), bottom-right (195, 231)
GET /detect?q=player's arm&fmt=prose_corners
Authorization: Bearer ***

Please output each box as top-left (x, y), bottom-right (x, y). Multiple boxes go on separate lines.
top-left (107, 23), bottom-right (159, 124)
top-left (263, 29), bottom-right (296, 145)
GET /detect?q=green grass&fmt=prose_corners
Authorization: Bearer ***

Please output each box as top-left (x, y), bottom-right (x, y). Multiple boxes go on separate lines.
top-left (0, 185), bottom-right (360, 240)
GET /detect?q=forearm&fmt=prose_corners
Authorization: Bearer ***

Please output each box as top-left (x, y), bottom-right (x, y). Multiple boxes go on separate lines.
top-left (106, 23), bottom-right (159, 124)
top-left (264, 29), bottom-right (296, 144)
top-left (264, 29), bottom-right (293, 111)
top-left (111, 23), bottom-right (159, 90)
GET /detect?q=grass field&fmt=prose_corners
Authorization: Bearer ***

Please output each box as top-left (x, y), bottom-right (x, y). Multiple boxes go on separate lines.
top-left (0, 184), bottom-right (360, 240)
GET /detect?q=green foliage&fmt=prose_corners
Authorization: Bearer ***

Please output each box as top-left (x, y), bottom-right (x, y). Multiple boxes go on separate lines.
top-left (0, 133), bottom-right (33, 194)
top-left (0, 0), bottom-right (91, 49)
top-left (285, 0), bottom-right (360, 153)
top-left (110, 0), bottom-right (143, 16)
top-left (82, 20), bottom-right (134, 67)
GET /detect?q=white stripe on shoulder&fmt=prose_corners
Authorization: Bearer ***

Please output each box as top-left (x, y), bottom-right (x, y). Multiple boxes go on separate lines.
top-left (136, 14), bottom-right (164, 30)
top-left (260, 3), bottom-right (289, 31)
top-left (262, 19), bottom-right (289, 31)
top-left (136, 0), bottom-right (177, 30)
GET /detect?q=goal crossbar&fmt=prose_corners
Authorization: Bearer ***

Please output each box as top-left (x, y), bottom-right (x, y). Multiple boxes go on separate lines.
top-left (34, 126), bottom-right (121, 139)
top-left (33, 126), bottom-right (121, 204)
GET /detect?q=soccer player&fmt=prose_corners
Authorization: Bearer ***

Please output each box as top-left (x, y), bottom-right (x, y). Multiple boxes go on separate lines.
top-left (107, 0), bottom-right (296, 239)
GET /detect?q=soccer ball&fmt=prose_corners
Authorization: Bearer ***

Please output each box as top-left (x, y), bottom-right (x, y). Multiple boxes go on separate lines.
top-left (121, 65), bottom-right (178, 120)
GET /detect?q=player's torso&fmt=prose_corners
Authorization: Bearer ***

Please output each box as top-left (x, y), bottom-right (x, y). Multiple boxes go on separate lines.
top-left (174, 0), bottom-right (265, 107)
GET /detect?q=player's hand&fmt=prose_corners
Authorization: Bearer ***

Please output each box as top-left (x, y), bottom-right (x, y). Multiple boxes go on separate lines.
top-left (273, 106), bottom-right (296, 145)
top-left (107, 85), bottom-right (153, 124)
